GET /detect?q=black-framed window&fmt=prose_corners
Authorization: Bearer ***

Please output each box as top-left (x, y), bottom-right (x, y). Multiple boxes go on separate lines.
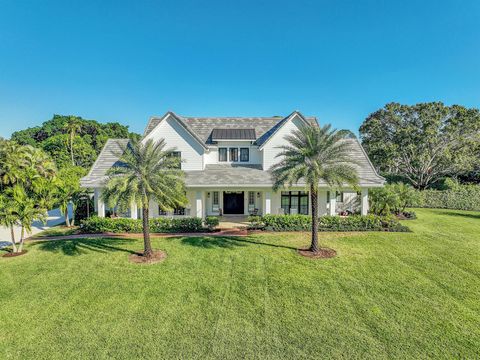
top-left (173, 207), bottom-right (185, 215)
top-left (219, 148), bottom-right (227, 162)
top-left (229, 148), bottom-right (239, 162)
top-left (281, 191), bottom-right (308, 215)
top-left (159, 206), bottom-right (167, 216)
top-left (327, 191), bottom-right (344, 202)
top-left (170, 151), bottom-right (181, 169)
top-left (240, 148), bottom-right (249, 162)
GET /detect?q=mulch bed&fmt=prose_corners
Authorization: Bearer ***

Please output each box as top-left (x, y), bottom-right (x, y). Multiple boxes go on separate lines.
top-left (297, 248), bottom-right (337, 259)
top-left (2, 250), bottom-right (28, 258)
top-left (128, 250), bottom-right (167, 264)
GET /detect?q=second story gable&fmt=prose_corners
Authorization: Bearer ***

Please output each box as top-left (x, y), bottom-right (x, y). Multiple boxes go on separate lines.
top-left (143, 111), bottom-right (316, 171)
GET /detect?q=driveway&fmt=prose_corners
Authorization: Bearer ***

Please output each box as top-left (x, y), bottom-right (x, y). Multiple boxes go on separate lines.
top-left (0, 205), bottom-right (72, 248)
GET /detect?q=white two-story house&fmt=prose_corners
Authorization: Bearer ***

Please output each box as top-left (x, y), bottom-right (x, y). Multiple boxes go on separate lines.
top-left (80, 111), bottom-right (384, 219)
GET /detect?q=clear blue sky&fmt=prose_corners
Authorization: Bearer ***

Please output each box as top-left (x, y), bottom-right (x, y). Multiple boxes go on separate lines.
top-left (1, 0), bottom-right (479, 137)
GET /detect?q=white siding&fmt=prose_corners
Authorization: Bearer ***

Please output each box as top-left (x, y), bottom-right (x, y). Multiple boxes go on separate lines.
top-left (143, 115), bottom-right (204, 171)
top-left (261, 115), bottom-right (305, 170)
top-left (205, 141), bottom-right (261, 165)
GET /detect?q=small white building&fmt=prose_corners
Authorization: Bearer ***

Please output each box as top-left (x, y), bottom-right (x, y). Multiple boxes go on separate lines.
top-left (80, 111), bottom-right (384, 219)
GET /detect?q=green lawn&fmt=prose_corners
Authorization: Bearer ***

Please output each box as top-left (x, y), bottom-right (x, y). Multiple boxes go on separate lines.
top-left (1, 208), bottom-right (479, 359)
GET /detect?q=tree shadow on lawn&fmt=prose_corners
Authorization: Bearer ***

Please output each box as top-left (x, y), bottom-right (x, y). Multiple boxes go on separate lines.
top-left (439, 211), bottom-right (480, 220)
top-left (169, 235), bottom-right (299, 251)
top-left (32, 237), bottom-right (137, 256)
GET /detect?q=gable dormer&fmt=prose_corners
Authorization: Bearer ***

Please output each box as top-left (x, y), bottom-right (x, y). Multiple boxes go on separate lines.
top-left (143, 112), bottom-right (206, 171)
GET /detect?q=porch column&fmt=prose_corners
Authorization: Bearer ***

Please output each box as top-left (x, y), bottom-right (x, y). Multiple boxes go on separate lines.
top-left (195, 191), bottom-right (204, 219)
top-left (130, 202), bottom-right (138, 219)
top-left (318, 190), bottom-right (327, 216)
top-left (329, 192), bottom-right (336, 216)
top-left (264, 191), bottom-right (271, 214)
top-left (361, 188), bottom-right (369, 215)
top-left (95, 188), bottom-right (105, 218)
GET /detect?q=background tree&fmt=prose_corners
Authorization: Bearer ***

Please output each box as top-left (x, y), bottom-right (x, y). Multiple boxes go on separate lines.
top-left (64, 116), bottom-right (83, 166)
top-left (54, 166), bottom-right (87, 227)
top-left (0, 141), bottom-right (57, 254)
top-left (360, 102), bottom-right (480, 189)
top-left (102, 138), bottom-right (187, 259)
top-left (270, 125), bottom-right (358, 254)
top-left (11, 114), bottom-right (139, 170)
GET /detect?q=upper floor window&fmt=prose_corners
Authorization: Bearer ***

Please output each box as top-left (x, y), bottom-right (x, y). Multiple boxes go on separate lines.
top-left (219, 148), bottom-right (227, 162)
top-left (170, 151), bottom-right (181, 169)
top-left (229, 148), bottom-right (239, 162)
top-left (240, 148), bottom-right (249, 162)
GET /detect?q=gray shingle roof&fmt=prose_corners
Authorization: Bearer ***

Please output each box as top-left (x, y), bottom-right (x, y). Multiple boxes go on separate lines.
top-left (144, 112), bottom-right (318, 145)
top-left (81, 115), bottom-right (384, 188)
top-left (80, 139), bottom-right (129, 187)
top-left (184, 139), bottom-right (384, 187)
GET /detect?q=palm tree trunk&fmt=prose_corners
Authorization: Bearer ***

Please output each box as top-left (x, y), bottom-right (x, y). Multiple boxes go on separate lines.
top-left (65, 207), bottom-right (70, 227)
top-left (18, 226), bottom-right (25, 253)
top-left (71, 203), bottom-right (76, 226)
top-left (10, 225), bottom-right (18, 253)
top-left (142, 202), bottom-right (153, 258)
top-left (310, 183), bottom-right (319, 253)
top-left (70, 132), bottom-right (75, 166)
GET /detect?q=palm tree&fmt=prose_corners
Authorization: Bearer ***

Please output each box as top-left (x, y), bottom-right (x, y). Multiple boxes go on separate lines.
top-left (270, 124), bottom-right (358, 253)
top-left (6, 185), bottom-right (48, 253)
top-left (0, 194), bottom-right (19, 252)
top-left (102, 138), bottom-right (187, 259)
top-left (64, 116), bottom-right (82, 166)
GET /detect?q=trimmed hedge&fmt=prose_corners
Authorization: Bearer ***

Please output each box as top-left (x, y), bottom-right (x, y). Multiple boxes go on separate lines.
top-left (413, 186), bottom-right (480, 211)
top-left (250, 214), bottom-right (410, 232)
top-left (80, 216), bottom-right (204, 234)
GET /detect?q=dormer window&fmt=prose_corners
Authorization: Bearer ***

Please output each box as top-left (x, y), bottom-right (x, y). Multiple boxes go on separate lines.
top-left (229, 148), bottom-right (239, 162)
top-left (219, 148), bottom-right (227, 162)
top-left (240, 148), bottom-right (249, 162)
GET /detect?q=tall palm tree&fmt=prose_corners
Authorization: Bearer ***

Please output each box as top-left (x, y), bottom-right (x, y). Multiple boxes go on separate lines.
top-left (102, 138), bottom-right (187, 259)
top-left (0, 194), bottom-right (19, 252)
top-left (270, 124), bottom-right (358, 253)
top-left (64, 116), bottom-right (82, 166)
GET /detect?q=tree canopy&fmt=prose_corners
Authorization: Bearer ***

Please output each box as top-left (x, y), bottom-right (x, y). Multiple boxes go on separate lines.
top-left (359, 102), bottom-right (480, 189)
top-left (11, 114), bottom-right (139, 170)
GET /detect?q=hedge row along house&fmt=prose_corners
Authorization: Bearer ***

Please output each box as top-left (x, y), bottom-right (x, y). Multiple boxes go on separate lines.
top-left (80, 111), bottom-right (384, 219)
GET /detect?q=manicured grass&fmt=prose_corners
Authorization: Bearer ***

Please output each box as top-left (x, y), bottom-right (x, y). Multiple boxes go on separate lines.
top-left (1, 208), bottom-right (479, 359)
top-left (30, 225), bottom-right (79, 239)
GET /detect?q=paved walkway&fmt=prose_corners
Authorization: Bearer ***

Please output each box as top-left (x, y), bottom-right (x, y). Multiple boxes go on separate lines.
top-left (0, 205), bottom-right (72, 249)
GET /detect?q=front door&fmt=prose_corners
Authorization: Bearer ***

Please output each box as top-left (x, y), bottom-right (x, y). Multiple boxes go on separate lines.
top-left (223, 191), bottom-right (244, 214)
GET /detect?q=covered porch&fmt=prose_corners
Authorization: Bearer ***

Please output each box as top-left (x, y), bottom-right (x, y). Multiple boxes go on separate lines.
top-left (93, 187), bottom-right (371, 219)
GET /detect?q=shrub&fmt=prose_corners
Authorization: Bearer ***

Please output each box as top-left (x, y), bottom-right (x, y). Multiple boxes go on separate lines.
top-left (248, 214), bottom-right (409, 232)
top-left (412, 184), bottom-right (480, 211)
top-left (204, 216), bottom-right (220, 231)
top-left (247, 215), bottom-right (265, 230)
top-left (318, 214), bottom-right (410, 232)
top-left (370, 183), bottom-right (419, 216)
top-left (80, 216), bottom-right (204, 234)
top-left (262, 214), bottom-right (311, 231)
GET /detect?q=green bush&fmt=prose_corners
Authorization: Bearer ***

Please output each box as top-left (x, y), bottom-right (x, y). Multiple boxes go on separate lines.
top-left (247, 215), bottom-right (265, 230)
top-left (318, 214), bottom-right (409, 232)
top-left (205, 216), bottom-right (219, 231)
top-left (370, 183), bottom-right (419, 215)
top-left (412, 185), bottom-right (480, 211)
top-left (249, 214), bottom-right (409, 232)
top-left (262, 214), bottom-right (312, 231)
top-left (80, 216), bottom-right (204, 234)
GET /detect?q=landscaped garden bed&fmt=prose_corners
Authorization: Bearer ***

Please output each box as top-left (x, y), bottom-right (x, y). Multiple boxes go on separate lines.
top-left (248, 214), bottom-right (410, 232)
top-left (80, 216), bottom-right (205, 234)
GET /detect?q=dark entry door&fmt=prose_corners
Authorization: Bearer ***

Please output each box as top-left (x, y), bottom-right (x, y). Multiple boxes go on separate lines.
top-left (223, 192), bottom-right (244, 214)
